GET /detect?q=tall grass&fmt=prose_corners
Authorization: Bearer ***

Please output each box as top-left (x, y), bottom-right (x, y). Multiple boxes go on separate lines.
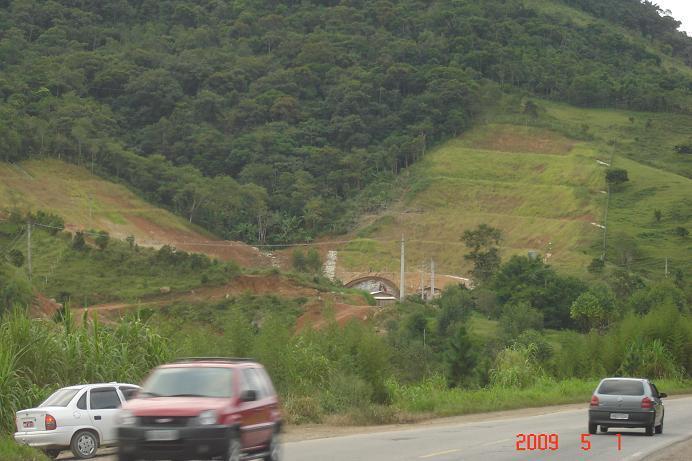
top-left (388, 375), bottom-right (692, 417)
top-left (0, 437), bottom-right (48, 461)
top-left (0, 308), bottom-right (169, 434)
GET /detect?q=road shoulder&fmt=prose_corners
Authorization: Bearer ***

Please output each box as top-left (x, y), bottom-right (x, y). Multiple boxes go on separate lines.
top-left (283, 393), bottom-right (692, 443)
top-left (644, 436), bottom-right (692, 461)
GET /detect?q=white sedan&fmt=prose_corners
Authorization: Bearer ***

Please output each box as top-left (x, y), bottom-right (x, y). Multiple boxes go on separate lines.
top-left (14, 382), bottom-right (139, 459)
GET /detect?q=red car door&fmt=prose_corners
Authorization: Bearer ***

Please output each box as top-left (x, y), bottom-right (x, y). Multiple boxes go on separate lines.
top-left (238, 368), bottom-right (267, 449)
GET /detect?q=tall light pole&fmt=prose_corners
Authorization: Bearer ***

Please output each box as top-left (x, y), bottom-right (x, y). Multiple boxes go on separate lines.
top-left (400, 235), bottom-right (405, 301)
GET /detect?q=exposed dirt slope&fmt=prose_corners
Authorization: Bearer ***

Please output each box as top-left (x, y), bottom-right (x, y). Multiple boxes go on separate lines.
top-left (0, 159), bottom-right (268, 267)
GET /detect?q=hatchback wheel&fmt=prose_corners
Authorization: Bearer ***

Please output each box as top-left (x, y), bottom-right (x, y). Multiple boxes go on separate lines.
top-left (645, 423), bottom-right (654, 436)
top-left (655, 419), bottom-right (663, 434)
top-left (227, 435), bottom-right (241, 461)
top-left (588, 423), bottom-right (597, 435)
top-left (600, 426), bottom-right (608, 433)
top-left (264, 432), bottom-right (281, 461)
top-left (71, 430), bottom-right (98, 459)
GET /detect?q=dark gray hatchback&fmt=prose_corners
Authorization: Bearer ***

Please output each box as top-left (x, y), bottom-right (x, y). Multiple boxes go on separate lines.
top-left (588, 378), bottom-right (666, 436)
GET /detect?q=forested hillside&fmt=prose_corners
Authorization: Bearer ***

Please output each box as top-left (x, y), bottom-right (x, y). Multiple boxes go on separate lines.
top-left (1, 0), bottom-right (690, 243)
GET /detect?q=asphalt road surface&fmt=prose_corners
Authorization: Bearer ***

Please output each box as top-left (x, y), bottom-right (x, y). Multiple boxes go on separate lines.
top-left (283, 397), bottom-right (692, 461)
top-left (62, 396), bottom-right (692, 461)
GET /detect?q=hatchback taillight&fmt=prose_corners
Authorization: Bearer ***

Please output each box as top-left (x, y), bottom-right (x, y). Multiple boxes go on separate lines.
top-left (45, 414), bottom-right (57, 431)
top-left (590, 395), bottom-right (599, 407)
top-left (641, 396), bottom-right (653, 409)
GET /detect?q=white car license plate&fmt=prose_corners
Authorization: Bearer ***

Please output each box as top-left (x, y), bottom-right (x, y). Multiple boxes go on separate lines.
top-left (22, 421), bottom-right (34, 428)
top-left (610, 413), bottom-right (629, 420)
top-left (145, 430), bottom-right (179, 441)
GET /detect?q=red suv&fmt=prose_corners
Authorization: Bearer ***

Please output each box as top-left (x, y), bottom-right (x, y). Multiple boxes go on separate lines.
top-left (116, 358), bottom-right (282, 461)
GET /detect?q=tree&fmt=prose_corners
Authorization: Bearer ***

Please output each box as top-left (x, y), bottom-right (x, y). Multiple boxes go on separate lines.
top-left (95, 231), bottom-right (109, 250)
top-left (444, 326), bottom-right (477, 387)
top-left (291, 249), bottom-right (306, 272)
top-left (72, 231), bottom-right (86, 251)
top-left (304, 249), bottom-right (322, 275)
top-left (492, 255), bottom-right (587, 329)
top-left (569, 285), bottom-right (617, 332)
top-left (461, 224), bottom-right (502, 283)
top-left (436, 285), bottom-right (475, 336)
top-left (606, 168), bottom-right (629, 186)
top-left (8, 249), bottom-right (24, 268)
top-left (0, 263), bottom-right (32, 311)
top-left (587, 258), bottom-right (605, 274)
top-left (499, 301), bottom-right (544, 339)
top-left (674, 227), bottom-right (689, 238)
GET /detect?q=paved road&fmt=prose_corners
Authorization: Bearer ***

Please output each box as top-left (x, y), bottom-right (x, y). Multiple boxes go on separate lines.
top-left (64, 397), bottom-right (692, 461)
top-left (284, 397), bottom-right (692, 461)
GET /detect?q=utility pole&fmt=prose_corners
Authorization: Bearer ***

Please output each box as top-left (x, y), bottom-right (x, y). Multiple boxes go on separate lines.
top-left (400, 234), bottom-right (405, 301)
top-left (430, 259), bottom-right (435, 301)
top-left (419, 268), bottom-right (424, 301)
top-left (602, 184), bottom-right (610, 261)
top-left (27, 221), bottom-right (32, 281)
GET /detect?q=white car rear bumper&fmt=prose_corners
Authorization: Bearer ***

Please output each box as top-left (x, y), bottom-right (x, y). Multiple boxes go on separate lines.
top-left (14, 428), bottom-right (73, 448)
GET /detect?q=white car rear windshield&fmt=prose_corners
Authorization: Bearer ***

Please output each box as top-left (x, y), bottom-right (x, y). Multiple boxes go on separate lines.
top-left (141, 367), bottom-right (234, 398)
top-left (40, 388), bottom-right (80, 407)
top-left (598, 380), bottom-right (645, 396)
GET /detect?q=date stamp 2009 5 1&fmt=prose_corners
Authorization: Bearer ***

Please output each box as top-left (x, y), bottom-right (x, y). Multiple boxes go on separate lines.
top-left (515, 433), bottom-right (622, 452)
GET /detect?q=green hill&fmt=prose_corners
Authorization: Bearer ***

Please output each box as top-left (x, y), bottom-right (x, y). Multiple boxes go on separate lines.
top-left (341, 101), bottom-right (692, 280)
top-left (0, 0), bottom-right (690, 244)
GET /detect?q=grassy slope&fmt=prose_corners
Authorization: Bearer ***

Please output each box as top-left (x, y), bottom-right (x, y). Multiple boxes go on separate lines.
top-left (0, 159), bottom-right (266, 267)
top-left (343, 122), bottom-right (603, 277)
top-left (0, 159), bottom-right (198, 239)
top-left (342, 103), bottom-right (691, 280)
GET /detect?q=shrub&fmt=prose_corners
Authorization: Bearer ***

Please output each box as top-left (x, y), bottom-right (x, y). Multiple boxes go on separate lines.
top-left (489, 344), bottom-right (543, 388)
top-left (72, 231), bottom-right (86, 250)
top-left (95, 231), bottom-right (109, 250)
top-left (569, 285), bottom-right (617, 332)
top-left (605, 168), bottom-right (629, 186)
top-left (499, 301), bottom-right (543, 339)
top-left (618, 339), bottom-right (682, 379)
top-left (8, 250), bottom-right (24, 268)
top-left (436, 285), bottom-right (475, 335)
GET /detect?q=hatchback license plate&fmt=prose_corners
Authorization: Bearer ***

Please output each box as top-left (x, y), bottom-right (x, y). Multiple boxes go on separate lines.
top-left (145, 430), bottom-right (179, 441)
top-left (22, 421), bottom-right (34, 428)
top-left (610, 413), bottom-right (629, 420)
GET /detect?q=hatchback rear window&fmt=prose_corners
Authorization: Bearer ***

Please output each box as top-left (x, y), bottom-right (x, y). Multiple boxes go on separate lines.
top-left (40, 388), bottom-right (80, 407)
top-left (142, 367), bottom-right (233, 398)
top-left (598, 380), bottom-right (645, 396)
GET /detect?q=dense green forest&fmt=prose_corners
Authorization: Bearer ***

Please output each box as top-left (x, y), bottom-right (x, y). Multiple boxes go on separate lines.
top-left (1, 0), bottom-right (690, 243)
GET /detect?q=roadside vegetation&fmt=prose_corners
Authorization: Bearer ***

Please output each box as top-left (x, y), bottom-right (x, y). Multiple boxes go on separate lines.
top-left (2, 228), bottom-right (690, 432)
top-left (0, 210), bottom-right (240, 306)
top-left (0, 437), bottom-right (48, 461)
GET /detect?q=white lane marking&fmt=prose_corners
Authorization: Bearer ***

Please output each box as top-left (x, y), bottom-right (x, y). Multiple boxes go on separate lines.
top-left (420, 448), bottom-right (461, 458)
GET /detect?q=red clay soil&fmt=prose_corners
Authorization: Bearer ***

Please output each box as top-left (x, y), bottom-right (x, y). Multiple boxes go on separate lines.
top-left (77, 275), bottom-right (319, 314)
top-left (296, 302), bottom-right (374, 331)
top-left (471, 126), bottom-right (575, 155)
top-left (31, 293), bottom-right (62, 318)
top-left (124, 215), bottom-right (269, 268)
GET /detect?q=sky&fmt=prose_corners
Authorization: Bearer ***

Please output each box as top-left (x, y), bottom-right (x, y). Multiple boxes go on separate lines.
top-left (654, 0), bottom-right (692, 35)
